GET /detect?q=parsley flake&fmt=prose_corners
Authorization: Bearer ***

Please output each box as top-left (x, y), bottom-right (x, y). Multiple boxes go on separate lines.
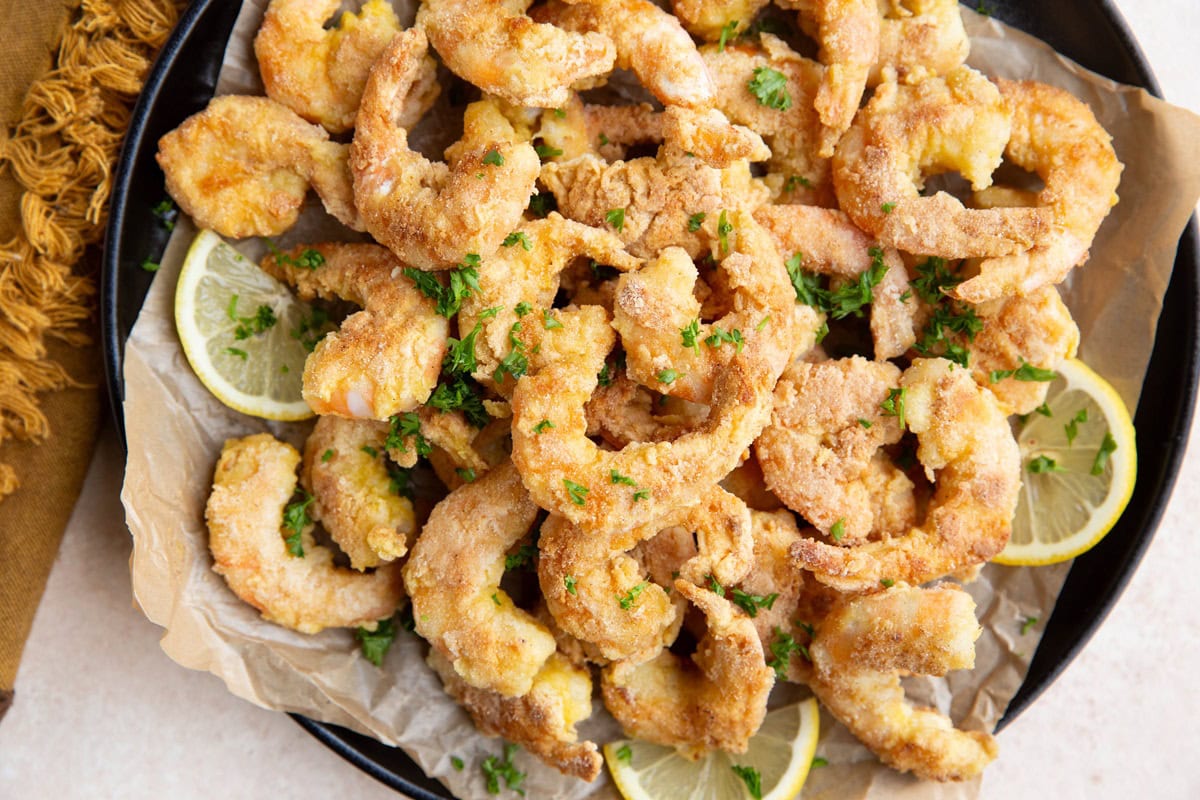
top-left (618, 581), bottom-right (648, 610)
top-left (505, 544), bottom-right (537, 571)
top-left (151, 198), bottom-right (178, 230)
top-left (681, 318), bottom-right (702, 351)
top-left (481, 743), bottom-right (525, 796)
top-left (564, 575), bottom-right (577, 595)
top-left (502, 231), bottom-right (532, 250)
top-left (881, 202), bottom-right (896, 214)
top-left (732, 765), bottom-right (763, 800)
top-left (766, 627), bottom-right (805, 679)
top-left (718, 19), bottom-right (739, 51)
top-left (687, 212), bottom-right (706, 232)
top-left (717, 209), bottom-right (733, 253)
top-left (542, 309), bottom-right (563, 329)
top-left (1021, 616), bottom-right (1039, 635)
top-left (880, 578), bottom-right (895, 588)
top-left (657, 368), bottom-right (682, 385)
top-left (482, 148), bottom-right (504, 166)
top-left (1091, 432), bottom-right (1117, 475)
top-left (811, 756), bottom-right (829, 769)
top-left (282, 490), bottom-right (315, 557)
top-left (616, 744), bottom-right (632, 763)
top-left (730, 589), bottom-right (779, 618)
top-left (1065, 409), bottom-right (1088, 445)
top-left (140, 259), bottom-right (159, 272)
top-left (564, 479), bottom-right (589, 506)
top-left (533, 419), bottom-right (555, 434)
top-left (880, 387), bottom-right (907, 430)
top-left (747, 66), bottom-right (792, 111)
top-left (386, 412), bottom-right (431, 457)
top-left (451, 756), bottom-right (465, 772)
top-left (610, 470), bottom-right (636, 486)
top-left (605, 208), bottom-right (626, 232)
top-left (535, 143), bottom-right (563, 159)
top-left (321, 449), bottom-right (334, 462)
top-left (1027, 455), bottom-right (1065, 474)
top-left (356, 618), bottom-right (397, 666)
top-left (830, 518), bottom-right (846, 542)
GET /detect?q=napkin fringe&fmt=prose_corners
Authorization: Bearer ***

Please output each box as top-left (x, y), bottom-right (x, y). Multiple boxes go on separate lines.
top-left (0, 0), bottom-right (181, 503)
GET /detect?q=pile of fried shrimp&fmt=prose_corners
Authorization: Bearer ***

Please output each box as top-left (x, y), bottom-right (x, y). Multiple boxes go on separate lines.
top-left (166, 0), bottom-right (1122, 786)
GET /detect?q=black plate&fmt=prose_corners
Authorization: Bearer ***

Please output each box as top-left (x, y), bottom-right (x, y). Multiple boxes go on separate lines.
top-left (101, 2), bottom-right (1198, 796)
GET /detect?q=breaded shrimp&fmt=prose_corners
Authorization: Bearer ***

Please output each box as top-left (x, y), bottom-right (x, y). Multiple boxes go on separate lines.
top-left (425, 415), bottom-right (510, 491)
top-left (403, 462), bottom-right (556, 697)
top-left (756, 357), bottom-right (915, 544)
top-left (260, 242), bottom-right (448, 419)
top-left (791, 358), bottom-right (1021, 591)
top-left (952, 79), bottom-right (1123, 303)
top-left (967, 286), bottom-right (1079, 416)
top-left (753, 203), bottom-right (917, 359)
top-left (351, 29), bottom-right (541, 269)
top-left (833, 67), bottom-right (1049, 258)
top-left (870, 0), bottom-right (969, 87)
top-left (456, 213), bottom-right (640, 394)
top-left (613, 216), bottom-right (807, 405)
top-left (777, 0), bottom-right (881, 156)
top-left (428, 650), bottom-right (603, 781)
top-left (157, 95), bottom-right (363, 238)
top-left (300, 415), bottom-right (414, 570)
top-left (672, 0), bottom-right (769, 41)
top-left (418, 0), bottom-right (615, 108)
top-left (702, 35), bottom-right (831, 205)
top-left (720, 455), bottom-right (785, 512)
top-left (539, 487), bottom-right (752, 663)
top-left (807, 584), bottom-right (999, 781)
top-left (602, 580), bottom-right (774, 758)
top-left (535, 0), bottom-right (716, 108)
top-left (585, 368), bottom-right (705, 449)
top-left (206, 434), bottom-right (404, 634)
top-left (254, 0), bottom-right (427, 134)
top-left (511, 285), bottom-right (791, 534)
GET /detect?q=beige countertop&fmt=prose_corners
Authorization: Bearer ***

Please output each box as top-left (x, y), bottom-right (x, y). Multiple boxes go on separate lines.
top-left (2, 2), bottom-right (1198, 797)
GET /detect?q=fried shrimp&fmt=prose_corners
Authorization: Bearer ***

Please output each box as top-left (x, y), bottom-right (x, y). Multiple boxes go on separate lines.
top-left (428, 650), bottom-right (603, 781)
top-left (756, 357), bottom-right (915, 544)
top-left (613, 217), bottom-right (806, 405)
top-left (952, 79), bottom-right (1122, 303)
top-left (585, 369), bottom-right (704, 449)
top-left (602, 580), bottom-right (774, 758)
top-left (791, 358), bottom-right (1021, 591)
top-left (777, 0), bottom-right (881, 157)
top-left (512, 279), bottom-right (791, 533)
top-left (418, 0), bottom-right (615, 108)
top-left (807, 584), bottom-right (999, 781)
top-left (870, 0), bottom-right (969, 87)
top-left (703, 35), bottom-right (832, 204)
top-left (754, 203), bottom-right (917, 359)
top-left (156, 95), bottom-right (363, 238)
top-left (457, 213), bottom-right (640, 393)
top-left (535, 0), bottom-right (715, 108)
top-left (254, 0), bottom-right (425, 134)
top-left (351, 29), bottom-right (541, 269)
top-left (260, 242), bottom-right (448, 419)
top-left (833, 67), bottom-right (1049, 258)
top-left (539, 487), bottom-right (752, 663)
top-left (403, 463), bottom-right (556, 697)
top-left (206, 434), bottom-right (404, 634)
top-left (672, 0), bottom-right (769, 41)
top-left (968, 286), bottom-right (1079, 416)
top-left (301, 415), bottom-right (414, 570)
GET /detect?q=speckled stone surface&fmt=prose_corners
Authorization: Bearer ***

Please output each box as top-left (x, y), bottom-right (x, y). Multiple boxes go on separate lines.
top-left (1, 3), bottom-right (1197, 798)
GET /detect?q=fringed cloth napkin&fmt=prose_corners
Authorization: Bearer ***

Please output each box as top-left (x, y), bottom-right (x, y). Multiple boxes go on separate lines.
top-left (0, 0), bottom-right (180, 718)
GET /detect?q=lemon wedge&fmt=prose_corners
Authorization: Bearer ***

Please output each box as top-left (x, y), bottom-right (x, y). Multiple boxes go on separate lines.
top-left (174, 229), bottom-right (322, 420)
top-left (995, 358), bottom-right (1137, 566)
top-left (604, 699), bottom-right (820, 800)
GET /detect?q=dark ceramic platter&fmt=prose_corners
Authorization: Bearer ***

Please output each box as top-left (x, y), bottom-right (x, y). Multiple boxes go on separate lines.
top-left (101, 2), bottom-right (1198, 796)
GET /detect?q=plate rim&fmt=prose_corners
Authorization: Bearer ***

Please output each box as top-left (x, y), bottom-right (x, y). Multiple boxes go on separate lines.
top-left (99, 0), bottom-right (1200, 794)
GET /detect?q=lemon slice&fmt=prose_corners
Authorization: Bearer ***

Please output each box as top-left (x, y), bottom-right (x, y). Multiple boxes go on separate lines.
top-left (994, 358), bottom-right (1137, 566)
top-left (604, 699), bottom-right (820, 800)
top-left (174, 229), bottom-right (319, 420)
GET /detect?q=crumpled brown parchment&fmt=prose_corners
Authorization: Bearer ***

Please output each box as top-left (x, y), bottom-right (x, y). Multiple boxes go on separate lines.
top-left (120, 5), bottom-right (1200, 799)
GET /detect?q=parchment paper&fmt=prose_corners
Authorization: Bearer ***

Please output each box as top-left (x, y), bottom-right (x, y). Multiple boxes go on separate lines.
top-left (120, 5), bottom-right (1200, 799)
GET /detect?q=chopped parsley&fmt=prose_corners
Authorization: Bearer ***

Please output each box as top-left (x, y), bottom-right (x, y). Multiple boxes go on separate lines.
top-left (534, 143), bottom-right (563, 159)
top-left (542, 309), bottom-right (563, 329)
top-left (717, 209), bottom-right (733, 253)
top-left (233, 304), bottom-right (277, 340)
top-left (451, 756), bottom-right (465, 772)
top-left (482, 148), bottom-right (504, 166)
top-left (386, 412), bottom-right (431, 457)
top-left (657, 368), bottom-right (682, 385)
top-left (493, 322), bottom-right (529, 383)
top-left (747, 66), bottom-right (792, 111)
top-left (990, 359), bottom-right (1058, 383)
top-left (786, 248), bottom-right (889, 319)
top-left (785, 174), bottom-right (813, 192)
top-left (880, 387), bottom-right (907, 430)
top-left (527, 192), bottom-right (557, 218)
top-left (404, 262), bottom-right (480, 318)
top-left (730, 589), bottom-right (779, 618)
top-left (632, 489), bottom-right (650, 502)
top-left (1091, 432), bottom-right (1117, 475)
top-left (610, 470), bottom-right (636, 486)
top-left (908, 257), bottom-right (982, 368)
top-left (514, 301), bottom-right (532, 317)
top-left (880, 578), bottom-right (895, 588)
top-left (605, 207), bottom-right (627, 232)
top-left (140, 259), bottom-right (159, 272)
top-left (387, 464), bottom-right (414, 499)
top-left (598, 132), bottom-right (610, 146)
top-left (355, 618), bottom-right (397, 667)
top-left (505, 544), bottom-right (537, 571)
top-left (282, 490), bottom-right (315, 557)
top-left (456, 467), bottom-right (477, 483)
top-left (687, 212), bottom-right (706, 232)
top-left (502, 231), bottom-right (532, 250)
top-left (224, 347), bottom-right (247, 359)
top-left (360, 445), bottom-right (378, 458)
top-left (564, 575), bottom-right (577, 595)
top-left (830, 518), bottom-right (846, 542)
top-left (811, 756), bottom-right (829, 769)
top-left (564, 478), bottom-right (589, 506)
top-left (1027, 455), bottom-right (1065, 474)
top-left (707, 573), bottom-right (725, 597)
top-left (704, 326), bottom-right (744, 352)
top-left (481, 743), bottom-right (525, 796)
top-left (426, 377), bottom-right (490, 428)
top-left (618, 581), bottom-right (648, 610)
top-left (732, 765), bottom-right (763, 800)
top-left (491, 592), bottom-right (503, 607)
top-left (616, 744), bottom-right (632, 763)
top-left (533, 419), bottom-right (555, 434)
top-left (321, 448), bottom-right (334, 463)
top-left (1021, 616), bottom-right (1039, 635)
top-left (290, 307), bottom-right (332, 352)
top-left (881, 202), bottom-right (896, 214)
top-left (718, 19), bottom-right (739, 51)
top-left (151, 198), bottom-right (177, 230)
top-left (857, 418), bottom-right (873, 429)
top-left (766, 627), bottom-right (805, 679)
top-left (1065, 409), bottom-right (1088, 445)
top-left (681, 318), bottom-right (702, 351)
top-left (756, 315), bottom-right (771, 331)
